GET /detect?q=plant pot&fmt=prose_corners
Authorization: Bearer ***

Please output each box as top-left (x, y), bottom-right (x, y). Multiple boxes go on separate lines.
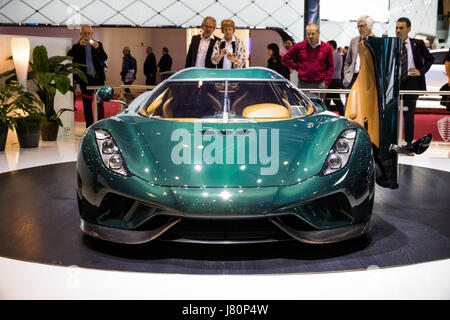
top-left (41, 121), bottom-right (59, 141)
top-left (0, 121), bottom-right (8, 152)
top-left (15, 122), bottom-right (42, 148)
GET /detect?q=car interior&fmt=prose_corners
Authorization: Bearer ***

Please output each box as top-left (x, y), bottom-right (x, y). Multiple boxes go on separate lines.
top-left (139, 81), bottom-right (314, 121)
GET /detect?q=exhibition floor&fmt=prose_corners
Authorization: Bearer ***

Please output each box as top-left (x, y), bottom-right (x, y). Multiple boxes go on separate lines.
top-left (0, 129), bottom-right (449, 299)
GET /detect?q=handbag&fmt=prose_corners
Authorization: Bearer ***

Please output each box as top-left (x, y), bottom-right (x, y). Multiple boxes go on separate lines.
top-left (439, 83), bottom-right (450, 111)
top-left (124, 69), bottom-right (135, 83)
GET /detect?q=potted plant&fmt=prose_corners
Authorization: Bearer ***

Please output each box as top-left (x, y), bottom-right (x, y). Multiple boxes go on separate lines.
top-left (0, 45), bottom-right (87, 141)
top-left (14, 106), bottom-right (44, 148)
top-left (0, 81), bottom-right (43, 149)
top-left (0, 83), bottom-right (16, 151)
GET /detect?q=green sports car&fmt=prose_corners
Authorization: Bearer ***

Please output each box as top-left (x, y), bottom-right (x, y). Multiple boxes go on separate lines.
top-left (77, 38), bottom-right (430, 245)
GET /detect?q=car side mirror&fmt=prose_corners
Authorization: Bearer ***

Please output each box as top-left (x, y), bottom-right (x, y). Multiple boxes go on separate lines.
top-left (96, 86), bottom-right (114, 101)
top-left (96, 86), bottom-right (128, 110)
top-left (412, 134), bottom-right (432, 155)
top-left (308, 97), bottom-right (327, 111)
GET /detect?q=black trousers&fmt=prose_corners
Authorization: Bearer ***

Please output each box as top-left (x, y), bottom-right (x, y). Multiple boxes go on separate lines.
top-left (400, 76), bottom-right (420, 145)
top-left (145, 74), bottom-right (156, 86)
top-left (123, 81), bottom-right (133, 93)
top-left (325, 79), bottom-right (345, 116)
top-left (346, 72), bottom-right (359, 89)
top-left (344, 73), bottom-right (359, 110)
top-left (79, 75), bottom-right (105, 128)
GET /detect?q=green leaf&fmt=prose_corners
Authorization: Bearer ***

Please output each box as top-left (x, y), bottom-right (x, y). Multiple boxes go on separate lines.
top-left (48, 55), bottom-right (71, 67)
top-left (53, 75), bottom-right (71, 94)
top-left (34, 72), bottom-right (53, 86)
top-left (72, 69), bottom-right (88, 83)
top-left (0, 82), bottom-right (43, 129)
top-left (56, 108), bottom-right (74, 121)
top-left (45, 85), bottom-right (57, 97)
top-left (54, 65), bottom-right (62, 74)
top-left (64, 63), bottom-right (85, 69)
top-left (0, 68), bottom-right (16, 79)
top-left (32, 46), bottom-right (50, 72)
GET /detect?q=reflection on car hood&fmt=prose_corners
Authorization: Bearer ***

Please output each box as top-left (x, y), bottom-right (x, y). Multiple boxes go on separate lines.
top-left (103, 114), bottom-right (352, 187)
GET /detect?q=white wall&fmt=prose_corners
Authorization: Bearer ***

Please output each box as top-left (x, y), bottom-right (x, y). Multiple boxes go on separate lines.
top-left (0, 35), bottom-right (74, 137)
top-left (91, 27), bottom-right (186, 85)
top-left (249, 29), bottom-right (286, 67)
top-left (320, 0), bottom-right (439, 48)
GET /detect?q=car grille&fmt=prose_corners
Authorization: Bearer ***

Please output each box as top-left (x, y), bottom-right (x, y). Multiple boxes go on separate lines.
top-left (158, 217), bottom-right (291, 243)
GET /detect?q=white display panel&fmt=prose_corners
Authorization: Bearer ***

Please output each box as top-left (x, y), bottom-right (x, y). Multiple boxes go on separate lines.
top-left (0, 0), bottom-right (438, 44)
top-left (320, 0), bottom-right (390, 23)
top-left (0, 0), bottom-right (305, 41)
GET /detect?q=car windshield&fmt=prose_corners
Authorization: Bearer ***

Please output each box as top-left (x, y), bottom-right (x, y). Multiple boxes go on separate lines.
top-left (139, 80), bottom-right (315, 121)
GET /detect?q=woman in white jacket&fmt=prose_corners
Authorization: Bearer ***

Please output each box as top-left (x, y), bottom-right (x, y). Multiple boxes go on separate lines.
top-left (211, 19), bottom-right (246, 69)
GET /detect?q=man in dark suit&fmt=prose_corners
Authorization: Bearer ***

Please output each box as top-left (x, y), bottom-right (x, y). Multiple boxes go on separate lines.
top-left (68, 24), bottom-right (108, 128)
top-left (185, 16), bottom-right (219, 68)
top-left (395, 17), bottom-right (434, 151)
top-left (143, 46), bottom-right (157, 85)
top-left (158, 47), bottom-right (172, 73)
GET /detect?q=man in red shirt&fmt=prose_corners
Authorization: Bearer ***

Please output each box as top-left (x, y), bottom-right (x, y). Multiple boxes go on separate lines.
top-left (282, 23), bottom-right (334, 90)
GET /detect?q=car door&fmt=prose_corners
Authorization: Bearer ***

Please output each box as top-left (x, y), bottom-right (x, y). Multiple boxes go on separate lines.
top-left (345, 37), bottom-right (401, 188)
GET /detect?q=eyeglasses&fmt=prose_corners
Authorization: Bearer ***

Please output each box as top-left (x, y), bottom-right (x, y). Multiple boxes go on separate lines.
top-left (357, 24), bottom-right (367, 29)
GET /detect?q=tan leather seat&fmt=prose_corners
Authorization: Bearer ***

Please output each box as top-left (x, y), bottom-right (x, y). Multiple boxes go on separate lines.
top-left (162, 97), bottom-right (174, 118)
top-left (146, 88), bottom-right (168, 115)
top-left (242, 103), bottom-right (289, 118)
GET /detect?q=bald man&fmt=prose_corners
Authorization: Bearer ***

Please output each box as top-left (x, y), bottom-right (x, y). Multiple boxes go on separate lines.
top-left (282, 23), bottom-right (333, 90)
top-left (68, 24), bottom-right (108, 127)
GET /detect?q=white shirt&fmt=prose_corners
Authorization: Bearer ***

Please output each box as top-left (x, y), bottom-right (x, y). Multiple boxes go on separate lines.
top-left (195, 33), bottom-right (215, 67)
top-left (403, 38), bottom-right (417, 75)
top-left (222, 35), bottom-right (236, 70)
top-left (354, 36), bottom-right (372, 73)
top-left (308, 41), bottom-right (320, 49)
top-left (354, 37), bottom-right (364, 73)
top-left (354, 54), bottom-right (360, 73)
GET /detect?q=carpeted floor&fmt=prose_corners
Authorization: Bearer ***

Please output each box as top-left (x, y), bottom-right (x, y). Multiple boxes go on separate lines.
top-left (74, 95), bottom-right (130, 122)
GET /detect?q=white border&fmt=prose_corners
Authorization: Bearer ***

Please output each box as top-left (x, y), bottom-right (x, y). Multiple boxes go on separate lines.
top-left (0, 257), bottom-right (449, 299)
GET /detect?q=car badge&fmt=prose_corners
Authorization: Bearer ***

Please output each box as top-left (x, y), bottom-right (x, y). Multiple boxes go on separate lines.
top-left (437, 117), bottom-right (450, 142)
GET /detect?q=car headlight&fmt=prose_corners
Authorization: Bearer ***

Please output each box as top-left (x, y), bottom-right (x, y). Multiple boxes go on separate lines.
top-left (94, 129), bottom-right (130, 176)
top-left (321, 129), bottom-right (357, 176)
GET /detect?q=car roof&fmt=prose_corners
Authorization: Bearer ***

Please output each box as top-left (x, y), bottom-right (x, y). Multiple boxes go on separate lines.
top-left (169, 67), bottom-right (286, 81)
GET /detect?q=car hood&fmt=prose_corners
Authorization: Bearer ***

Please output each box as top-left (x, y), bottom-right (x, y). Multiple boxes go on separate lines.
top-left (101, 113), bottom-right (352, 187)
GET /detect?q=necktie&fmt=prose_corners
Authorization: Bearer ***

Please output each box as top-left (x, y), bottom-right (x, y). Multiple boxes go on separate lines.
top-left (401, 41), bottom-right (408, 82)
top-left (85, 44), bottom-right (96, 76)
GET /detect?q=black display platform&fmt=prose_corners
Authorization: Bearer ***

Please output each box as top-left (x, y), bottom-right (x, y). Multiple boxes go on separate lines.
top-left (0, 162), bottom-right (448, 274)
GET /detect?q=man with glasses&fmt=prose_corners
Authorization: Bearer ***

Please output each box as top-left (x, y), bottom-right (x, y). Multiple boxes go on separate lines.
top-left (185, 16), bottom-right (220, 68)
top-left (68, 24), bottom-right (108, 127)
top-left (343, 16), bottom-right (375, 88)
